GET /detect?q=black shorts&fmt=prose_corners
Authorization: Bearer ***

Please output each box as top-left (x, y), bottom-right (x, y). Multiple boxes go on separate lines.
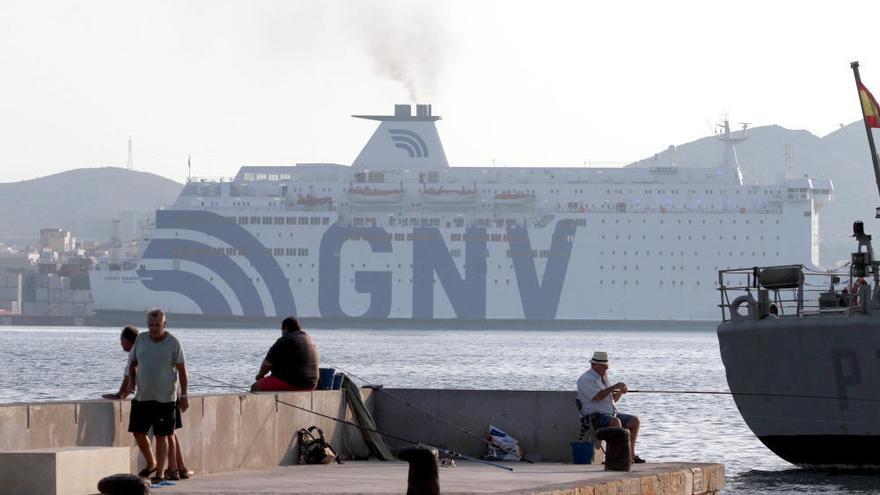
top-left (174, 400), bottom-right (183, 430)
top-left (128, 400), bottom-right (176, 436)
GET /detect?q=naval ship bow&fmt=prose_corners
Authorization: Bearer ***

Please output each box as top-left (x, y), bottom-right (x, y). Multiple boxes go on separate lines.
top-left (716, 61), bottom-right (880, 469)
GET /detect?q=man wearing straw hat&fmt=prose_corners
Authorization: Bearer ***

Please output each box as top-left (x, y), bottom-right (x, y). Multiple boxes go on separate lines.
top-left (576, 351), bottom-right (644, 463)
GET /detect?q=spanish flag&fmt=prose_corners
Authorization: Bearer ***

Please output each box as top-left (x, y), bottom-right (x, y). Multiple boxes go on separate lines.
top-left (859, 82), bottom-right (880, 128)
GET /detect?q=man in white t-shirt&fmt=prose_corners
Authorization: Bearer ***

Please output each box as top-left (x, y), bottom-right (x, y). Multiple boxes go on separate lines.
top-left (576, 351), bottom-right (643, 463)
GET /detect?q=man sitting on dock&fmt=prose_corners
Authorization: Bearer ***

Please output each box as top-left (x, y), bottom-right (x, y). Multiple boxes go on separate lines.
top-left (576, 351), bottom-right (644, 463)
top-left (251, 316), bottom-right (319, 392)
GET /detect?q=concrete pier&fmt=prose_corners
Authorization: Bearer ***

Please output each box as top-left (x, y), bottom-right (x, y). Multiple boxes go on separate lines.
top-left (152, 462), bottom-right (725, 495)
top-left (0, 390), bottom-right (724, 494)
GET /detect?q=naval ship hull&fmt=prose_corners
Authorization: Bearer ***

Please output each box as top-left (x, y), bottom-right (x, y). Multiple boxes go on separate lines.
top-left (718, 316), bottom-right (880, 468)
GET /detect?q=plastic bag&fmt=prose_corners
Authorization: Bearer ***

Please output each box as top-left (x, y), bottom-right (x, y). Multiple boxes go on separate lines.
top-left (485, 425), bottom-right (522, 461)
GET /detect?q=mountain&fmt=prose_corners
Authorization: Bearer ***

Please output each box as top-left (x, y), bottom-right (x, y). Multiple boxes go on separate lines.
top-left (628, 121), bottom-right (876, 265)
top-left (0, 167), bottom-right (182, 243)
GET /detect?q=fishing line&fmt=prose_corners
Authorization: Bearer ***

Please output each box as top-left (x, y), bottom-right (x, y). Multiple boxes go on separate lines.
top-left (318, 360), bottom-right (533, 464)
top-left (628, 389), bottom-right (880, 402)
top-left (187, 370), bottom-right (514, 472)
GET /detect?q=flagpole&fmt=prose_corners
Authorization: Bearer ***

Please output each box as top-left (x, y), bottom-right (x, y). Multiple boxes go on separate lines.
top-left (851, 61), bottom-right (880, 212)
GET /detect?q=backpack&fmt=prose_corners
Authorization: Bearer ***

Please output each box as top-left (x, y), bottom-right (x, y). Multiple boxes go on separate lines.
top-left (298, 426), bottom-right (342, 465)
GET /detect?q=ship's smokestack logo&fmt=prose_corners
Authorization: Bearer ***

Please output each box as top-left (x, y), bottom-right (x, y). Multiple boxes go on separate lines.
top-left (388, 129), bottom-right (429, 158)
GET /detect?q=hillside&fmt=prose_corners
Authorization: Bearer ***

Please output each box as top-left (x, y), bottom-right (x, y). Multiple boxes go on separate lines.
top-left (628, 121), bottom-right (877, 265)
top-left (0, 167), bottom-right (182, 243)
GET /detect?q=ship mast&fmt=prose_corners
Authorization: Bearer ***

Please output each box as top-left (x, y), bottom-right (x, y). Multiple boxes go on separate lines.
top-left (716, 118), bottom-right (747, 185)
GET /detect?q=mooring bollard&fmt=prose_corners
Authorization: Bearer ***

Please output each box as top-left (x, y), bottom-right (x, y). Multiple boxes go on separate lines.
top-left (397, 444), bottom-right (440, 495)
top-left (97, 473), bottom-right (151, 495)
top-left (596, 427), bottom-right (631, 472)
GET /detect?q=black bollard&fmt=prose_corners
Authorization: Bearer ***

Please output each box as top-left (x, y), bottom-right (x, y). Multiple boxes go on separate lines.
top-left (97, 474), bottom-right (151, 495)
top-left (396, 444), bottom-right (440, 495)
top-left (596, 427), bottom-right (631, 472)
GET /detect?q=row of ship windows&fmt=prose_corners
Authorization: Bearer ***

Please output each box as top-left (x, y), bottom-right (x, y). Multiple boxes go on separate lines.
top-left (224, 215), bottom-right (786, 229)
top-left (211, 276), bottom-right (725, 286)
top-left (598, 218), bottom-right (779, 225)
top-left (309, 278), bottom-right (706, 286)
top-left (173, 247), bottom-right (312, 257)
top-left (599, 234), bottom-right (781, 241)
top-left (599, 280), bottom-right (713, 286)
top-left (600, 250), bottom-right (780, 257)
top-left (227, 216), bottom-right (331, 226)
top-left (522, 189), bottom-right (783, 196)
top-left (356, 217), bottom-right (780, 229)
top-left (597, 259), bottom-right (777, 271)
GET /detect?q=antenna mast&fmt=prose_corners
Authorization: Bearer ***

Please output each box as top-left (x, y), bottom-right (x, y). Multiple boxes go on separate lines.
top-left (784, 142), bottom-right (792, 180)
top-left (127, 137), bottom-right (133, 171)
top-left (187, 155), bottom-right (192, 183)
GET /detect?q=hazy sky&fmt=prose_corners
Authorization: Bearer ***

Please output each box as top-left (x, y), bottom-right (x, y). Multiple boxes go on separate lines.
top-left (1, 0), bottom-right (878, 183)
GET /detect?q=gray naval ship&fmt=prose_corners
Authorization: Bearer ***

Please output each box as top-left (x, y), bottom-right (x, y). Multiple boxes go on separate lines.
top-left (717, 229), bottom-right (879, 468)
top-left (717, 62), bottom-right (880, 469)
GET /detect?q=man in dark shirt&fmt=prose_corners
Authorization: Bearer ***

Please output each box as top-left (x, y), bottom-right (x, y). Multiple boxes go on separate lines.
top-left (251, 316), bottom-right (319, 392)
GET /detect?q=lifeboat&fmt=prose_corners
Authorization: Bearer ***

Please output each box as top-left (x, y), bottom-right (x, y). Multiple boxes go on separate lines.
top-left (296, 194), bottom-right (334, 209)
top-left (348, 185), bottom-right (405, 204)
top-left (421, 186), bottom-right (479, 205)
top-left (494, 191), bottom-right (536, 207)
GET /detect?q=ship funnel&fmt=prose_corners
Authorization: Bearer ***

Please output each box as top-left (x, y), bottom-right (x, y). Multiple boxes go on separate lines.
top-left (352, 104), bottom-right (448, 170)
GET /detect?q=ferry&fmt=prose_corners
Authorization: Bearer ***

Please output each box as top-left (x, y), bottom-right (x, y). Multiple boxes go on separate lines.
top-left (89, 104), bottom-right (832, 326)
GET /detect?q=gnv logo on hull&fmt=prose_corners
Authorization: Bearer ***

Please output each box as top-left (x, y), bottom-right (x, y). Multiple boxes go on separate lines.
top-left (388, 129), bottom-right (429, 158)
top-left (143, 211), bottom-right (577, 320)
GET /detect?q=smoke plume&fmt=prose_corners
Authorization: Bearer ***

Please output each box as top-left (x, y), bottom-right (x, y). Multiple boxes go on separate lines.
top-left (351, 2), bottom-right (453, 102)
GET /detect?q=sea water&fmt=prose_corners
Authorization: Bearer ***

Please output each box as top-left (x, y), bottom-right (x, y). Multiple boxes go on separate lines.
top-left (1, 325), bottom-right (878, 494)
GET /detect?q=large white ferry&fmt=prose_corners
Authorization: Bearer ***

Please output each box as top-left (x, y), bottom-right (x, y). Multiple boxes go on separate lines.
top-left (90, 104), bottom-right (833, 326)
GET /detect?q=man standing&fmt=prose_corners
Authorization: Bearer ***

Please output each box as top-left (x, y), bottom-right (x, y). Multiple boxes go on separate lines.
top-left (128, 309), bottom-right (189, 481)
top-left (251, 316), bottom-right (319, 392)
top-left (576, 351), bottom-right (644, 463)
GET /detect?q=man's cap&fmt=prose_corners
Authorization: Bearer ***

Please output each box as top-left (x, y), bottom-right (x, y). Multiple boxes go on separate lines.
top-left (590, 351), bottom-right (609, 366)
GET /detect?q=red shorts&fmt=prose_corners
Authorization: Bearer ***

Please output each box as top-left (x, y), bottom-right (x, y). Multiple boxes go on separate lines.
top-left (253, 375), bottom-right (315, 392)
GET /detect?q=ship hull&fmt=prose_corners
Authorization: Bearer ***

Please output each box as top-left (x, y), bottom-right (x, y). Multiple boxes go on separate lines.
top-left (718, 316), bottom-right (880, 469)
top-left (90, 204), bottom-right (816, 323)
top-left (757, 435), bottom-right (880, 468)
top-left (94, 309), bottom-right (713, 329)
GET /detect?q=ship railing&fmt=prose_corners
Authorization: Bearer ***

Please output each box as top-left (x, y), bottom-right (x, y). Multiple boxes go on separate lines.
top-left (718, 265), bottom-right (853, 322)
top-left (188, 176), bottom-right (233, 183)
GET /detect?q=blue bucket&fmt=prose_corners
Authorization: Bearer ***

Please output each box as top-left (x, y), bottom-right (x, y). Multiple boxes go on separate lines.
top-left (332, 372), bottom-right (345, 390)
top-left (318, 367), bottom-right (335, 390)
top-left (570, 442), bottom-right (594, 465)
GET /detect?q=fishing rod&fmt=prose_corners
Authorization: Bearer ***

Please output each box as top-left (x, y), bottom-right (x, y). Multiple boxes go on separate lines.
top-left (628, 389), bottom-right (880, 402)
top-left (187, 370), bottom-right (514, 472)
top-left (319, 360), bottom-right (533, 464)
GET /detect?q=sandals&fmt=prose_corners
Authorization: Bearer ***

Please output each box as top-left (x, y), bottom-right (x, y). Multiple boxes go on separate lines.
top-left (165, 471), bottom-right (180, 481)
top-left (137, 466), bottom-right (157, 478)
top-left (632, 455), bottom-right (646, 464)
top-left (178, 469), bottom-right (194, 479)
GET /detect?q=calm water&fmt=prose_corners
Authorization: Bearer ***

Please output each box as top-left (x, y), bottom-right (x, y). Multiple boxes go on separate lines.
top-left (1, 324), bottom-right (878, 494)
